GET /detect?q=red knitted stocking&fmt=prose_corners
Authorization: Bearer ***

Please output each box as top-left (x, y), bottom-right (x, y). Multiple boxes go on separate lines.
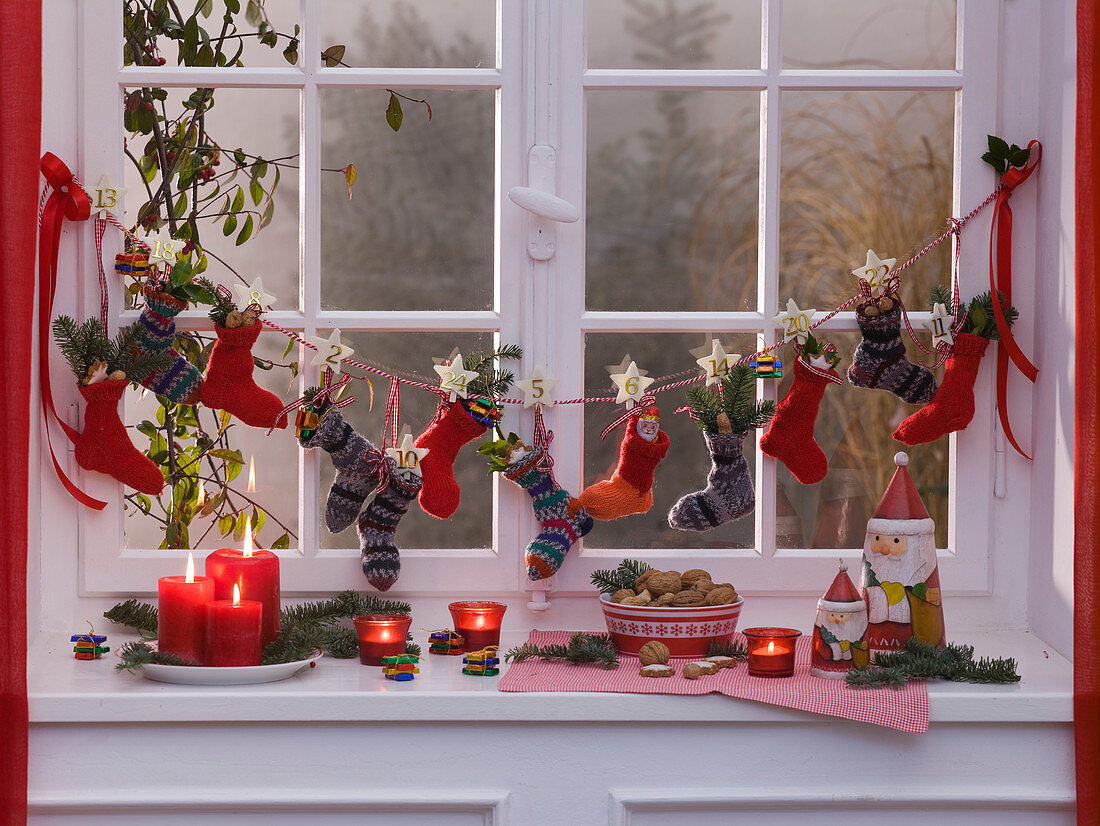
top-left (414, 400), bottom-right (488, 519)
top-left (893, 332), bottom-right (989, 446)
top-left (760, 358), bottom-right (835, 485)
top-left (575, 424), bottom-right (671, 520)
top-left (74, 380), bottom-right (164, 494)
top-left (201, 322), bottom-right (288, 430)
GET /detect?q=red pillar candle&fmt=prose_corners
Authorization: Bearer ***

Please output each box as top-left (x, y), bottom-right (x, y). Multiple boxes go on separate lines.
top-left (742, 627), bottom-right (802, 678)
top-left (205, 584), bottom-right (263, 667)
top-left (158, 553), bottom-right (215, 665)
top-left (448, 601), bottom-right (507, 651)
top-left (205, 526), bottom-right (280, 647)
top-left (352, 614), bottom-right (413, 665)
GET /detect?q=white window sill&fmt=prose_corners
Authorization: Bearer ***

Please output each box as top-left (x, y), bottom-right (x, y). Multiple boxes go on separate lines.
top-left (28, 629), bottom-right (1071, 725)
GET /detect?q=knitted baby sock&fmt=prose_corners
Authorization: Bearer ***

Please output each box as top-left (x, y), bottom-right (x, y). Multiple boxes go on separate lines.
top-left (893, 332), bottom-right (989, 445)
top-left (298, 410), bottom-right (383, 533)
top-left (414, 400), bottom-right (487, 519)
top-left (847, 304), bottom-right (937, 405)
top-left (131, 287), bottom-right (204, 404)
top-left (75, 379), bottom-right (165, 495)
top-left (668, 430), bottom-right (754, 531)
top-left (574, 425), bottom-right (670, 520)
top-left (505, 445), bottom-right (594, 580)
top-left (201, 322), bottom-right (288, 430)
top-left (358, 457), bottom-right (422, 591)
top-left (760, 358), bottom-right (835, 485)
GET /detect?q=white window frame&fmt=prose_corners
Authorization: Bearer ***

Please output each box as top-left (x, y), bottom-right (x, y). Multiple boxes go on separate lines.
top-left (66, 0), bottom-right (1021, 609)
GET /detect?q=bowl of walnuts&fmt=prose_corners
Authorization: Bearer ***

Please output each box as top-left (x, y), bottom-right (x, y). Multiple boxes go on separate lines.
top-left (594, 561), bottom-right (743, 656)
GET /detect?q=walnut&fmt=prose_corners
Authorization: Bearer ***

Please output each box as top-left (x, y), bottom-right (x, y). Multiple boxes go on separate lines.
top-left (638, 641), bottom-right (670, 666)
top-left (610, 589), bottom-right (635, 604)
top-left (107, 369), bottom-right (127, 381)
top-left (653, 592), bottom-right (676, 607)
top-left (682, 663), bottom-right (703, 680)
top-left (645, 572), bottom-right (683, 596)
top-left (622, 589), bottom-right (653, 606)
top-left (863, 303), bottom-right (880, 317)
top-left (671, 590), bottom-right (706, 607)
top-left (639, 664), bottom-right (674, 678)
top-left (692, 580), bottom-right (717, 594)
top-left (240, 309), bottom-right (259, 326)
top-left (877, 296), bottom-right (894, 313)
top-left (634, 569), bottom-right (658, 592)
top-left (705, 586), bottom-right (739, 606)
top-left (225, 310), bottom-right (245, 329)
top-left (680, 569), bottom-right (711, 587)
top-left (666, 571), bottom-right (681, 578)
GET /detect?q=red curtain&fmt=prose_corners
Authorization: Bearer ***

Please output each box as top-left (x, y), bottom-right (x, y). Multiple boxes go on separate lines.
top-left (0, 2), bottom-right (40, 824)
top-left (1077, 3), bottom-right (1100, 824)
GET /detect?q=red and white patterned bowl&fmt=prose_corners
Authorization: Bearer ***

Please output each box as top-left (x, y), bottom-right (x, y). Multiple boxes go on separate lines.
top-left (598, 593), bottom-right (745, 657)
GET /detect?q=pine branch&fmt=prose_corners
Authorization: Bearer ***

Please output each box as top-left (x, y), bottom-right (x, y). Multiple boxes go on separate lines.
top-left (52, 315), bottom-right (113, 379)
top-left (684, 368), bottom-right (774, 434)
top-left (103, 599), bottom-right (159, 639)
top-left (685, 384), bottom-right (724, 432)
top-left (928, 285), bottom-right (953, 308)
top-left (115, 640), bottom-right (200, 671)
top-left (462, 344), bottom-right (523, 399)
top-left (113, 322), bottom-right (171, 379)
top-left (845, 638), bottom-right (1021, 689)
top-left (706, 640), bottom-right (749, 661)
top-left (505, 632), bottom-right (619, 669)
top-left (196, 277), bottom-right (236, 326)
top-left (591, 558), bottom-right (653, 594)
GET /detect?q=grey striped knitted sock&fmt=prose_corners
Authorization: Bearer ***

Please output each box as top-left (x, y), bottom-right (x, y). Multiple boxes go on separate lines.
top-left (298, 410), bottom-right (382, 533)
top-left (847, 304), bottom-right (937, 405)
top-left (667, 431), bottom-right (754, 531)
top-left (359, 458), bottom-right (422, 591)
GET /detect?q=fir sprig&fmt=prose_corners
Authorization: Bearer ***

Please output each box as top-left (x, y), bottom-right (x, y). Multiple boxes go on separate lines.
top-left (505, 632), bottom-right (620, 670)
top-left (928, 287), bottom-right (1018, 341)
top-left (591, 558), bottom-right (653, 594)
top-left (685, 366), bottom-right (776, 434)
top-left (115, 640), bottom-right (200, 671)
top-left (462, 344), bottom-right (523, 399)
top-left (845, 638), bottom-right (1021, 689)
top-left (103, 599), bottom-right (159, 640)
top-left (196, 277), bottom-right (237, 327)
top-left (706, 639), bottom-right (749, 661)
top-left (53, 316), bottom-right (171, 382)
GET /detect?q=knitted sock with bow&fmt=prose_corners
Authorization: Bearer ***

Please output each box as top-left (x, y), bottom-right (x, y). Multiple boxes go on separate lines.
top-left (298, 409), bottom-right (383, 533)
top-left (847, 303), bottom-right (937, 405)
top-left (668, 427), bottom-right (754, 531)
top-left (75, 379), bottom-right (165, 495)
top-left (201, 320), bottom-right (288, 430)
top-left (131, 287), bottom-right (203, 403)
top-left (574, 421), bottom-right (670, 520)
top-left (893, 332), bottom-right (989, 445)
top-left (760, 357), bottom-right (838, 485)
top-left (504, 444), bottom-right (594, 580)
top-left (358, 457), bottom-right (423, 591)
top-left (414, 400), bottom-right (488, 519)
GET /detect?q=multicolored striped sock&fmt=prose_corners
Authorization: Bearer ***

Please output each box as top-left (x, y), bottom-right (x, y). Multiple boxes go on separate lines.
top-left (359, 458), bottom-right (422, 591)
top-left (298, 410), bottom-right (382, 533)
top-left (505, 447), bottom-right (593, 581)
top-left (847, 304), bottom-right (937, 405)
top-left (131, 288), bottom-right (203, 404)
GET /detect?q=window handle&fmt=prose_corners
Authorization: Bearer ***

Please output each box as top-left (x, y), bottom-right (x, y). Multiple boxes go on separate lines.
top-left (507, 186), bottom-right (579, 223)
top-left (508, 146), bottom-right (579, 261)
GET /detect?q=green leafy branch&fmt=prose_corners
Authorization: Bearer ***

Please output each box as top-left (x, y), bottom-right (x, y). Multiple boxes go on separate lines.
top-left (684, 366), bottom-right (776, 434)
top-left (706, 640), bottom-right (749, 661)
top-left (845, 638), bottom-right (1021, 689)
top-left (590, 558), bottom-right (653, 595)
top-left (505, 632), bottom-right (620, 670)
top-left (929, 286), bottom-right (1018, 341)
top-left (52, 316), bottom-right (170, 382)
top-left (981, 134), bottom-right (1032, 178)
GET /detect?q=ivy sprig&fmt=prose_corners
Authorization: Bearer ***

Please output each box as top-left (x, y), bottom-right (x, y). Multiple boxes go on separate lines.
top-left (802, 332), bottom-right (841, 369)
top-left (929, 286), bottom-right (1018, 341)
top-left (980, 134), bottom-right (1032, 178)
top-left (477, 432), bottom-right (526, 474)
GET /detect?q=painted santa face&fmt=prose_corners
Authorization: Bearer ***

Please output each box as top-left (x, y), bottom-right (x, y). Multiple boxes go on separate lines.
top-left (826, 611), bottom-right (851, 624)
top-left (636, 418), bottom-right (660, 442)
top-left (816, 607), bottom-right (868, 642)
top-left (870, 533), bottom-right (908, 556)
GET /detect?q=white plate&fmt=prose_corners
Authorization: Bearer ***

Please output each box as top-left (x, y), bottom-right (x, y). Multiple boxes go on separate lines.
top-left (120, 643), bottom-right (323, 686)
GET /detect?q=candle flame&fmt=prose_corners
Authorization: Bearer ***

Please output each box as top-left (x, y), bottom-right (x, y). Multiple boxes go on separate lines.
top-left (185, 552), bottom-right (195, 583)
top-left (232, 582), bottom-right (241, 606)
top-left (247, 456), bottom-right (256, 492)
top-left (243, 514), bottom-right (253, 558)
top-left (195, 480), bottom-right (206, 508)
top-left (767, 640), bottom-right (775, 653)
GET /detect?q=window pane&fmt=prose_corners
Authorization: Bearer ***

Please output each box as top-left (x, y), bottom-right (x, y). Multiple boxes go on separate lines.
top-left (586, 91), bottom-right (759, 312)
top-left (124, 330), bottom-right (300, 552)
top-left (582, 332), bottom-right (760, 550)
top-left (321, 0), bottom-right (496, 69)
top-left (320, 89), bottom-right (494, 311)
top-left (778, 90), bottom-right (953, 311)
top-left (775, 332), bottom-right (949, 550)
top-left (123, 0), bottom-right (302, 68)
top-left (782, 0), bottom-right (956, 70)
top-left (122, 87), bottom-right (301, 306)
top-left (587, 0), bottom-right (761, 70)
top-left (317, 331), bottom-right (495, 550)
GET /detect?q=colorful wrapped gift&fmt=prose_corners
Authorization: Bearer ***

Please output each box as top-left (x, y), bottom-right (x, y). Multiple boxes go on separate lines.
top-left (381, 654), bottom-right (420, 681)
top-left (428, 628), bottom-right (465, 655)
top-left (71, 632), bottom-right (109, 660)
top-left (461, 646), bottom-right (500, 676)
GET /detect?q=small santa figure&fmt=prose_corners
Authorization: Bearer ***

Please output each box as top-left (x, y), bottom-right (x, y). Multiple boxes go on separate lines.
top-left (860, 452), bottom-right (946, 652)
top-left (636, 406), bottom-right (661, 442)
top-left (811, 562), bottom-right (869, 678)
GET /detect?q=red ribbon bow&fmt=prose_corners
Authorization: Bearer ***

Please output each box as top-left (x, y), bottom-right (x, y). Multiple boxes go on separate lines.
top-left (38, 154), bottom-right (106, 509)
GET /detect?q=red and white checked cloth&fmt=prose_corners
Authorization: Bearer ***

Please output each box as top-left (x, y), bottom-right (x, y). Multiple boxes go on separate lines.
top-left (497, 630), bottom-right (929, 733)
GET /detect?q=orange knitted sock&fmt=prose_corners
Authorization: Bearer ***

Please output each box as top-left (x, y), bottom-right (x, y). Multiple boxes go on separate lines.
top-left (575, 425), bottom-right (670, 520)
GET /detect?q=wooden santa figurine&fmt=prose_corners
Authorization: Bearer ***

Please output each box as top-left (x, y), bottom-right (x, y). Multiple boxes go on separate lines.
top-left (811, 562), bottom-right (869, 678)
top-left (859, 451), bottom-right (946, 652)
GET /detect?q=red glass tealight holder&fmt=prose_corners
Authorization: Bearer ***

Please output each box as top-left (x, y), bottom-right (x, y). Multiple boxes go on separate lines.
top-left (448, 601), bottom-right (507, 652)
top-left (742, 627), bottom-right (802, 678)
top-left (352, 614), bottom-right (413, 666)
